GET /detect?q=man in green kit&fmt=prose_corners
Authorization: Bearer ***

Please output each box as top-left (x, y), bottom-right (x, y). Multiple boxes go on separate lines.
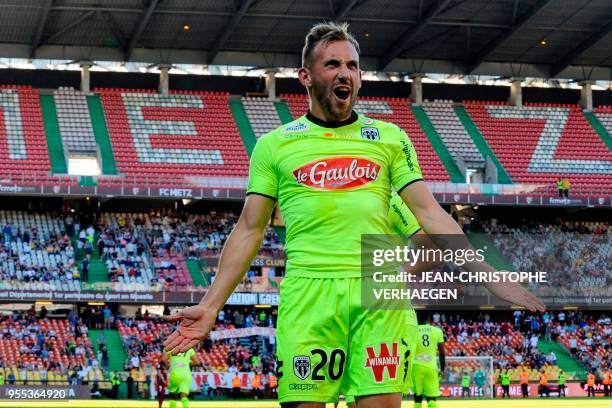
top-left (161, 348), bottom-right (200, 408)
top-left (557, 371), bottom-right (566, 397)
top-left (501, 369), bottom-right (511, 398)
top-left (461, 371), bottom-right (471, 398)
top-left (163, 21), bottom-right (544, 408)
top-left (412, 314), bottom-right (445, 408)
top-left (111, 372), bottom-right (120, 399)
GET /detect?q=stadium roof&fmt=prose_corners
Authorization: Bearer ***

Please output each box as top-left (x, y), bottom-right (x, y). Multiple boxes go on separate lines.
top-left (0, 0), bottom-right (611, 80)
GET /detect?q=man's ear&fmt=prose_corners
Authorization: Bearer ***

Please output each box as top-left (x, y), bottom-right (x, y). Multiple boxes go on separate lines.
top-left (298, 67), bottom-right (312, 88)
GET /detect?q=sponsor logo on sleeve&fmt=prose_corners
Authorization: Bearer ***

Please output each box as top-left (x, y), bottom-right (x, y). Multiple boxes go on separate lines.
top-left (391, 204), bottom-right (409, 227)
top-left (400, 139), bottom-right (415, 172)
top-left (293, 157), bottom-right (380, 190)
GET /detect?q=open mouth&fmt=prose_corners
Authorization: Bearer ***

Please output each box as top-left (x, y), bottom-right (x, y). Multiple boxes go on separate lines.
top-left (333, 87), bottom-right (350, 101)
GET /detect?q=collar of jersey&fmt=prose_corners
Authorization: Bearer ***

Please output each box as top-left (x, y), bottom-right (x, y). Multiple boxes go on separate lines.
top-left (305, 110), bottom-right (358, 128)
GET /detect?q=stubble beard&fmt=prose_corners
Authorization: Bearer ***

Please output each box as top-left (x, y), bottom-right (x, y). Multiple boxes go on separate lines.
top-left (312, 81), bottom-right (355, 121)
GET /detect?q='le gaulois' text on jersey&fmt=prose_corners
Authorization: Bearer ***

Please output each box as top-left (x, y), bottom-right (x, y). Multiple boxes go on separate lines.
top-left (247, 112), bottom-right (423, 278)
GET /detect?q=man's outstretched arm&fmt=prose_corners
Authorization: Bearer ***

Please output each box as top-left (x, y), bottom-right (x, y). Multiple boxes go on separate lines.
top-left (437, 341), bottom-right (446, 376)
top-left (163, 194), bottom-right (276, 354)
top-left (399, 181), bottom-right (545, 312)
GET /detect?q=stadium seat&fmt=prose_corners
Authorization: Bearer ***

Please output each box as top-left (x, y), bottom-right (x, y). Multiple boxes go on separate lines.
top-left (0, 86), bottom-right (77, 186)
top-left (242, 97), bottom-right (282, 138)
top-left (96, 89), bottom-right (249, 187)
top-left (463, 101), bottom-right (612, 194)
top-left (423, 100), bottom-right (485, 168)
top-left (53, 87), bottom-right (98, 156)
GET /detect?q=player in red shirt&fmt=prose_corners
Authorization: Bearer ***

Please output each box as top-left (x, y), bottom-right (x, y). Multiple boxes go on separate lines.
top-left (156, 364), bottom-right (168, 408)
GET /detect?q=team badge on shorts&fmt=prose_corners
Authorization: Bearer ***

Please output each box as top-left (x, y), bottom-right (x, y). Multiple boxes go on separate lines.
top-left (293, 356), bottom-right (311, 380)
top-left (361, 127), bottom-right (380, 141)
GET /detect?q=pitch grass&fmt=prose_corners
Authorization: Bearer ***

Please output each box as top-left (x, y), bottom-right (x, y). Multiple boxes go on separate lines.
top-left (0, 398), bottom-right (609, 408)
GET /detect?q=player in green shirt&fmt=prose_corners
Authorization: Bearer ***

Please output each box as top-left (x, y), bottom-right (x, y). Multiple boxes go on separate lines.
top-left (163, 21), bottom-right (544, 408)
top-left (461, 371), bottom-right (471, 398)
top-left (412, 315), bottom-right (445, 408)
top-left (161, 348), bottom-right (199, 408)
top-left (558, 371), bottom-right (566, 397)
top-left (501, 369), bottom-right (511, 398)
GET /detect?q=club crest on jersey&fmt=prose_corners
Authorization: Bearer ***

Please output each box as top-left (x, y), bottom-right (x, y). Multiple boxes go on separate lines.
top-left (364, 342), bottom-right (400, 383)
top-left (293, 157), bottom-right (380, 190)
top-left (293, 356), bottom-right (311, 380)
top-left (361, 127), bottom-right (380, 141)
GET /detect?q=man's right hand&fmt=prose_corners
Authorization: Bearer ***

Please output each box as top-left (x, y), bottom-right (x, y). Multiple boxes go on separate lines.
top-left (162, 304), bottom-right (217, 355)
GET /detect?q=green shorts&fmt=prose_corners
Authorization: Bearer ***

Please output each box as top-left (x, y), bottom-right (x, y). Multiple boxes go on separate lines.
top-left (412, 365), bottom-right (440, 397)
top-left (168, 371), bottom-right (191, 395)
top-left (277, 276), bottom-right (411, 404)
top-left (344, 320), bottom-right (418, 404)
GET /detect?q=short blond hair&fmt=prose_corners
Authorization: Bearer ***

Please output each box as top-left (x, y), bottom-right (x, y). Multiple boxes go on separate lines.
top-left (302, 21), bottom-right (360, 67)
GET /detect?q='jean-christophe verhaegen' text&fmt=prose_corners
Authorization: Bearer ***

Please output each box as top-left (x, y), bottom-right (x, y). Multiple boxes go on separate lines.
top-left (372, 270), bottom-right (548, 284)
